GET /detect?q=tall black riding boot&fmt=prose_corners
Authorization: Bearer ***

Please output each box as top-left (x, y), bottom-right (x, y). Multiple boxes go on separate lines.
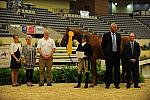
top-left (84, 72), bottom-right (89, 88)
top-left (74, 74), bottom-right (82, 88)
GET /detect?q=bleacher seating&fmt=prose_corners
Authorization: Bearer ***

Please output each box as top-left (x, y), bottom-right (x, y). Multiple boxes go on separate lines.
top-left (31, 8), bottom-right (82, 33)
top-left (134, 16), bottom-right (150, 28)
top-left (0, 24), bottom-right (12, 37)
top-left (101, 14), bottom-right (150, 38)
top-left (0, 28), bottom-right (12, 37)
top-left (69, 17), bottom-right (125, 35)
top-left (0, 7), bottom-right (149, 38)
top-left (0, 8), bottom-right (35, 25)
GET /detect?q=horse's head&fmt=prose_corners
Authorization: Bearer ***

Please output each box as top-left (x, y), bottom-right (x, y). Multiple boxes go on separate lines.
top-left (60, 27), bottom-right (70, 47)
top-left (60, 33), bottom-right (69, 47)
top-left (60, 27), bottom-right (86, 47)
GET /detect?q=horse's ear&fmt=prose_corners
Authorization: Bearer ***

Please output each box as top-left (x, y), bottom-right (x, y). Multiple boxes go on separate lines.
top-left (66, 27), bottom-right (70, 31)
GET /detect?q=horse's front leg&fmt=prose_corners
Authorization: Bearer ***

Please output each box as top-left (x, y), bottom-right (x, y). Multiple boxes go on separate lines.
top-left (89, 57), bottom-right (97, 87)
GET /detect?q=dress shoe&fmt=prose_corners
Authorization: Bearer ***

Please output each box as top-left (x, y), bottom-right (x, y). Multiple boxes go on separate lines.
top-left (39, 83), bottom-right (44, 86)
top-left (74, 84), bottom-right (81, 88)
top-left (47, 83), bottom-right (52, 86)
top-left (89, 84), bottom-right (94, 88)
top-left (115, 86), bottom-right (120, 89)
top-left (105, 86), bottom-right (109, 89)
top-left (84, 84), bottom-right (88, 88)
top-left (126, 84), bottom-right (130, 89)
top-left (134, 86), bottom-right (141, 88)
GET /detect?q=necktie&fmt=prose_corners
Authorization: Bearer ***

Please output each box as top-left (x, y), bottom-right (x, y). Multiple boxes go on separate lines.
top-left (131, 43), bottom-right (134, 55)
top-left (112, 33), bottom-right (117, 52)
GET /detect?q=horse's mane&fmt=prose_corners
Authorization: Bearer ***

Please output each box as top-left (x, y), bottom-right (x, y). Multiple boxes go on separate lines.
top-left (67, 27), bottom-right (103, 38)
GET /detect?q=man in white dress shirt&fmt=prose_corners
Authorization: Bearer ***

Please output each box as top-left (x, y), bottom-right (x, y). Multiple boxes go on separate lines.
top-left (37, 30), bottom-right (56, 86)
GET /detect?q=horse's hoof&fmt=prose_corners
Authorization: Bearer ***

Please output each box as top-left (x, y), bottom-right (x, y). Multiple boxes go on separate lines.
top-left (89, 84), bottom-right (94, 88)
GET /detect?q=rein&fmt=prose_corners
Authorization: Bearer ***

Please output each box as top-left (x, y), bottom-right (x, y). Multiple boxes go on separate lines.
top-left (66, 46), bottom-right (83, 64)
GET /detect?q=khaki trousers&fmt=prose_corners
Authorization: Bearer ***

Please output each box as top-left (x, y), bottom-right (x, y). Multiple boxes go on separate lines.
top-left (39, 56), bottom-right (53, 83)
top-left (78, 58), bottom-right (88, 74)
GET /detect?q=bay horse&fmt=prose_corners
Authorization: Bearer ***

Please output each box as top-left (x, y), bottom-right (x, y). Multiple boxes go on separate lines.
top-left (61, 27), bottom-right (129, 87)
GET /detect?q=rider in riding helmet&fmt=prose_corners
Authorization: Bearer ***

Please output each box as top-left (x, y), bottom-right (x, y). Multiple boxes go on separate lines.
top-left (74, 34), bottom-right (93, 88)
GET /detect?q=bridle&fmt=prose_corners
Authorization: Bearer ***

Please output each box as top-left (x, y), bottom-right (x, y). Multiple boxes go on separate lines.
top-left (62, 32), bottom-right (82, 64)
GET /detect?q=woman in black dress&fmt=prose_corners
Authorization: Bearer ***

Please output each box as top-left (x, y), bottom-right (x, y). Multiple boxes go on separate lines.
top-left (10, 34), bottom-right (22, 87)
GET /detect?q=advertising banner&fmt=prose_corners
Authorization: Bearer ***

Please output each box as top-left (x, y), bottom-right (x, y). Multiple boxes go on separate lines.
top-left (0, 45), bottom-right (10, 68)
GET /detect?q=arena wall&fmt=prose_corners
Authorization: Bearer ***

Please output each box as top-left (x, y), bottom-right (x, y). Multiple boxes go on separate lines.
top-left (22, 0), bottom-right (69, 12)
top-left (0, 1), bottom-right (7, 8)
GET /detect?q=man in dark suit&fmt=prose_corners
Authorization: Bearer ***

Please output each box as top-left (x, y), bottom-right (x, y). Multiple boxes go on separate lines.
top-left (102, 23), bottom-right (121, 89)
top-left (74, 34), bottom-right (93, 88)
top-left (123, 33), bottom-right (141, 89)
